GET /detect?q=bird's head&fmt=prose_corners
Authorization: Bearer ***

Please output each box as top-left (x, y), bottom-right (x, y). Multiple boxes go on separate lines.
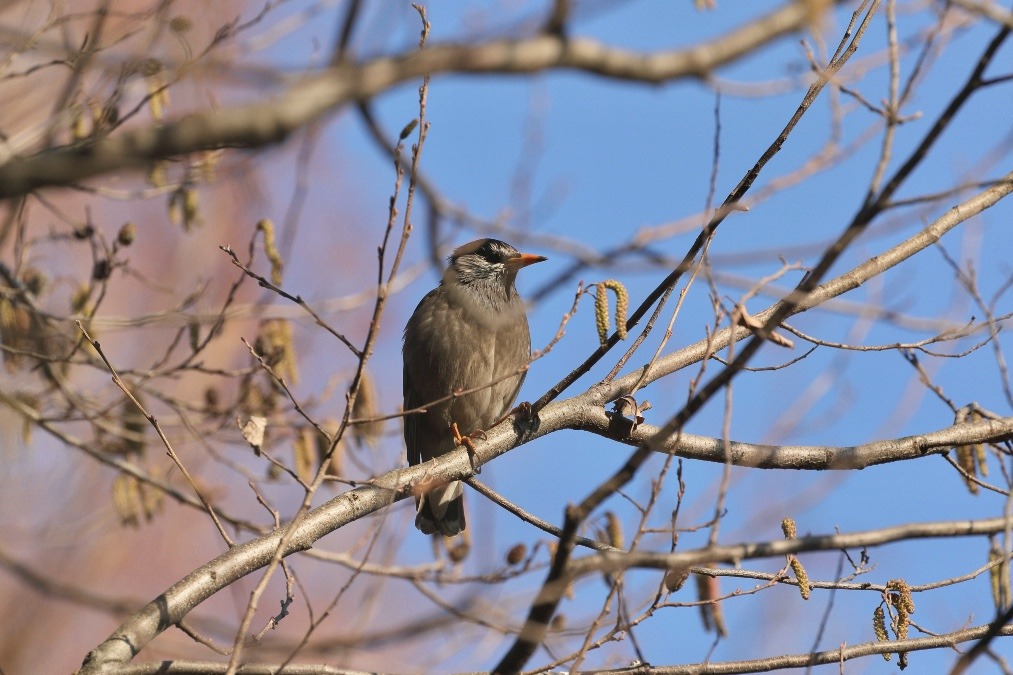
top-left (443, 239), bottom-right (546, 293)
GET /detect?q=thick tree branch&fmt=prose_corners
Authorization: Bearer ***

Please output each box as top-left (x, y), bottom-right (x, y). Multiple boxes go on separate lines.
top-left (79, 163), bottom-right (1013, 673)
top-left (598, 623), bottom-right (1013, 674)
top-left (77, 379), bottom-right (1013, 674)
top-left (94, 620), bottom-right (1013, 673)
top-left (81, 487), bottom-right (1012, 674)
top-left (580, 409), bottom-right (1013, 469)
top-left (0, 0), bottom-right (835, 199)
top-left (566, 516), bottom-right (1013, 578)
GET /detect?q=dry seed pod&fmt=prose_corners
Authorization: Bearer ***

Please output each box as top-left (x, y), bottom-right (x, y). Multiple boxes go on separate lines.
top-left (893, 579), bottom-right (915, 615)
top-left (696, 571), bottom-right (727, 636)
top-left (351, 370), bottom-right (384, 448)
top-left (886, 579), bottom-right (914, 640)
top-left (1, 298), bottom-right (61, 371)
top-left (117, 222), bottom-right (136, 246)
top-left (664, 568), bottom-right (689, 592)
top-left (89, 101), bottom-right (104, 129)
top-left (601, 280), bottom-right (628, 339)
top-left (141, 59), bottom-right (168, 120)
top-left (605, 511), bottom-right (623, 549)
top-left (976, 441), bottom-right (989, 477)
top-left (203, 387), bottom-right (221, 416)
top-left (594, 284), bottom-right (609, 346)
top-left (239, 380), bottom-right (276, 418)
top-left (0, 299), bottom-right (32, 371)
top-left (955, 444), bottom-right (978, 494)
top-left (149, 162), bottom-right (168, 188)
top-left (326, 438), bottom-right (346, 478)
top-left (121, 397), bottom-right (147, 457)
top-left (256, 219), bottom-right (284, 285)
top-left (953, 405), bottom-right (983, 494)
top-left (188, 319), bottom-right (201, 352)
top-left (506, 543), bottom-right (527, 566)
top-left (140, 480), bottom-right (164, 520)
top-left (169, 15), bottom-right (192, 33)
top-left (168, 186), bottom-right (201, 230)
top-left (593, 280), bottom-right (630, 346)
top-left (294, 427), bottom-right (315, 484)
top-left (445, 528), bottom-right (471, 563)
top-left (400, 118), bottom-right (419, 140)
top-left (71, 103), bottom-right (89, 141)
top-left (988, 540), bottom-right (1008, 611)
top-left (22, 268), bottom-right (47, 297)
top-left (316, 420), bottom-right (343, 478)
top-left (788, 555), bottom-right (810, 600)
top-left (255, 319), bottom-right (298, 384)
top-left (873, 605), bottom-right (891, 661)
top-left (195, 150), bottom-right (221, 182)
top-left (70, 285), bottom-right (90, 314)
top-left (112, 474), bottom-right (141, 527)
top-left (182, 187), bottom-right (200, 230)
top-left (167, 191), bottom-right (182, 226)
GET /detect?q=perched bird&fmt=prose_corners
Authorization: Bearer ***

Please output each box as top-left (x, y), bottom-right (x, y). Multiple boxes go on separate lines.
top-left (403, 239), bottom-right (546, 536)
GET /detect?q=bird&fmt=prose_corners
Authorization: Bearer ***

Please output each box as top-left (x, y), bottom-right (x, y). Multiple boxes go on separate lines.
top-left (403, 238), bottom-right (546, 537)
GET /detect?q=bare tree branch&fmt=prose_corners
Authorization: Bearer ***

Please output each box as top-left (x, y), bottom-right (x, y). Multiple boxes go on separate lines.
top-left (0, 0), bottom-right (839, 199)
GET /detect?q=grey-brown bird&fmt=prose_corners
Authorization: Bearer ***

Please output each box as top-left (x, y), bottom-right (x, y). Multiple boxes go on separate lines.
top-left (403, 239), bottom-right (546, 536)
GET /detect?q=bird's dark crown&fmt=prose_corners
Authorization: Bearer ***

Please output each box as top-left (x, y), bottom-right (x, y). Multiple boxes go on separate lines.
top-left (450, 238), bottom-right (518, 266)
top-left (447, 239), bottom-right (519, 286)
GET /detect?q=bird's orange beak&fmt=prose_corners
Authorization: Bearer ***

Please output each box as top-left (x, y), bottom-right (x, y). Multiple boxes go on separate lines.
top-left (505, 252), bottom-right (547, 270)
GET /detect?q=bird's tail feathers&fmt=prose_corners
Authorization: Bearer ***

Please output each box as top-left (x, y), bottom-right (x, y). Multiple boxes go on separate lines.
top-left (416, 480), bottom-right (466, 537)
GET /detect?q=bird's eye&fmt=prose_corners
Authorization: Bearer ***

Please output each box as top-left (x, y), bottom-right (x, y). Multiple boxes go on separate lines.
top-left (476, 241), bottom-right (501, 262)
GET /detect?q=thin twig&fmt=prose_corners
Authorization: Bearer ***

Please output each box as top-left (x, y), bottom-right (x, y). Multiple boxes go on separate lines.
top-left (76, 321), bottom-right (234, 548)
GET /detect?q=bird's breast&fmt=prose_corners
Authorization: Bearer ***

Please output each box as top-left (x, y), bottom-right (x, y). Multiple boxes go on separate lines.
top-left (405, 285), bottom-right (530, 434)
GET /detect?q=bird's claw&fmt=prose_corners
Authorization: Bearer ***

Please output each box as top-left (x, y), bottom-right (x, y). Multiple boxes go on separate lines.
top-left (490, 401), bottom-right (534, 430)
top-left (452, 423), bottom-right (483, 474)
top-left (513, 401), bottom-right (533, 421)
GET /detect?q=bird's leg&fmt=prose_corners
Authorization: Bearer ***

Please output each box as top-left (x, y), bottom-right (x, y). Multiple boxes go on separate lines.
top-left (451, 422), bottom-right (484, 474)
